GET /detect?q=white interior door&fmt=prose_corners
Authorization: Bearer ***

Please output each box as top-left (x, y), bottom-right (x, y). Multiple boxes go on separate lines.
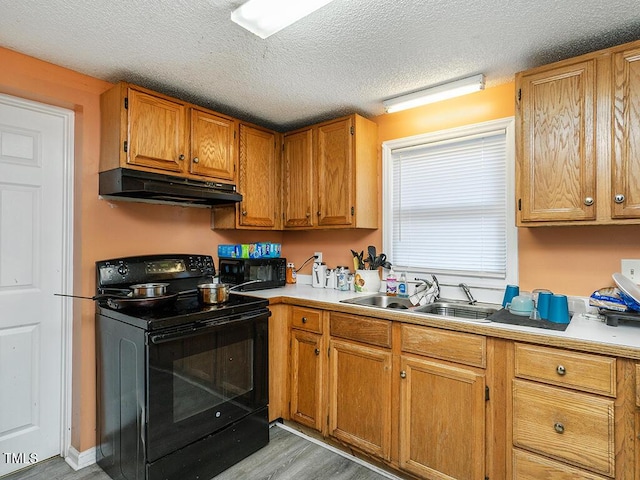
top-left (0, 94), bottom-right (73, 475)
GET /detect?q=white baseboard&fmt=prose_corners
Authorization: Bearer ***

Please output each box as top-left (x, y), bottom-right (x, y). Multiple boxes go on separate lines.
top-left (65, 445), bottom-right (96, 471)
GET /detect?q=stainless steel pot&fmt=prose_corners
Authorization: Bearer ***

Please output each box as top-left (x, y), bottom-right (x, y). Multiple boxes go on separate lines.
top-left (129, 283), bottom-right (169, 298)
top-left (196, 280), bottom-right (262, 305)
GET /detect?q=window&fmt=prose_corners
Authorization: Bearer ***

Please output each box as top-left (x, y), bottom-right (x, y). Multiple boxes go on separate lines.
top-left (382, 118), bottom-right (517, 298)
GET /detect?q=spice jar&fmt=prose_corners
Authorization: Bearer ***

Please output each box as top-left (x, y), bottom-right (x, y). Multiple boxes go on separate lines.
top-left (286, 262), bottom-right (297, 284)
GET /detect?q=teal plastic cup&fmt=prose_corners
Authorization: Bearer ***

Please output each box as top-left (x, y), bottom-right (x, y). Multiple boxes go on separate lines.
top-left (502, 285), bottom-right (519, 307)
top-left (548, 294), bottom-right (570, 324)
top-left (537, 292), bottom-right (553, 320)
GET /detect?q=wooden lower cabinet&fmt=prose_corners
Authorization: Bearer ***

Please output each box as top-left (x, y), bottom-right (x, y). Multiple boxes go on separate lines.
top-left (399, 355), bottom-right (486, 480)
top-left (513, 449), bottom-right (609, 480)
top-left (290, 329), bottom-right (324, 431)
top-left (328, 338), bottom-right (392, 460)
top-left (289, 306), bottom-right (326, 432)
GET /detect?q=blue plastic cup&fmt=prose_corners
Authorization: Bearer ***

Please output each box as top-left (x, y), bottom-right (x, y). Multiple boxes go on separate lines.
top-left (537, 292), bottom-right (553, 320)
top-left (548, 294), bottom-right (570, 324)
top-left (502, 285), bottom-right (519, 307)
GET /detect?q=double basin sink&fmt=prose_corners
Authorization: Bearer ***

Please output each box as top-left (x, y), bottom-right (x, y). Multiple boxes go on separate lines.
top-left (340, 293), bottom-right (499, 321)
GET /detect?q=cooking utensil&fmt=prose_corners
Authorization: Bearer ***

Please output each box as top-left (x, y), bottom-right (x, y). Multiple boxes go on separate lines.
top-left (106, 293), bottom-right (179, 310)
top-left (197, 280), bottom-right (262, 305)
top-left (129, 283), bottom-right (168, 298)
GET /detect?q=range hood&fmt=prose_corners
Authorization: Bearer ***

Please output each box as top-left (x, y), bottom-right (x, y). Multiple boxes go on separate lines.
top-left (99, 168), bottom-right (242, 208)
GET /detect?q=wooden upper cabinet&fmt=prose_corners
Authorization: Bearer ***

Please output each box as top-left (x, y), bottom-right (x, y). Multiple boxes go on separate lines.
top-left (100, 82), bottom-right (238, 184)
top-left (283, 128), bottom-right (314, 227)
top-left (517, 60), bottom-right (597, 223)
top-left (612, 46), bottom-right (640, 219)
top-left (189, 109), bottom-right (236, 182)
top-left (516, 38), bottom-right (640, 226)
top-left (237, 123), bottom-right (279, 228)
top-left (282, 114), bottom-right (378, 230)
top-left (100, 83), bottom-right (189, 175)
top-left (127, 88), bottom-right (189, 173)
top-left (316, 117), bottom-right (354, 226)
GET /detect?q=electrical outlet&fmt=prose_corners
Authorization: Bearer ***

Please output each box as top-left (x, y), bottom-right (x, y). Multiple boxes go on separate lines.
top-left (314, 251), bottom-right (323, 263)
top-left (621, 259), bottom-right (640, 283)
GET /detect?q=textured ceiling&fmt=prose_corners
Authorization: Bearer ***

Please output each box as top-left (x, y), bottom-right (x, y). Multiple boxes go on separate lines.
top-left (1, 0), bottom-right (640, 131)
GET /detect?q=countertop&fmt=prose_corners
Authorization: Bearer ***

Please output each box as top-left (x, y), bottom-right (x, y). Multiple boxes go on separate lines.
top-left (245, 283), bottom-right (640, 360)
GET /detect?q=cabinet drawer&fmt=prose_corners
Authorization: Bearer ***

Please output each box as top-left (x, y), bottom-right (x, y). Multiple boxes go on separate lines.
top-left (512, 379), bottom-right (615, 476)
top-left (401, 324), bottom-right (486, 368)
top-left (330, 313), bottom-right (391, 348)
top-left (514, 343), bottom-right (616, 396)
top-left (291, 307), bottom-right (322, 333)
top-left (513, 449), bottom-right (608, 480)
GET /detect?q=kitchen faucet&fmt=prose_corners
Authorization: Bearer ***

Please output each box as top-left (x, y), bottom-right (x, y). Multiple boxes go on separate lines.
top-left (459, 283), bottom-right (477, 304)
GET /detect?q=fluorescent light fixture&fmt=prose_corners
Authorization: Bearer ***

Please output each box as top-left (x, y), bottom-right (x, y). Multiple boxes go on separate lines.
top-left (231, 0), bottom-right (336, 39)
top-left (383, 74), bottom-right (486, 113)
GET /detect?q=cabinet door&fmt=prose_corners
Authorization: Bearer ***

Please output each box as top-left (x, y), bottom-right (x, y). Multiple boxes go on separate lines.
top-left (290, 329), bottom-right (324, 431)
top-left (127, 88), bottom-right (188, 173)
top-left (612, 47), bottom-right (640, 219)
top-left (517, 60), bottom-right (597, 222)
top-left (399, 355), bottom-right (485, 480)
top-left (328, 339), bottom-right (392, 460)
top-left (237, 124), bottom-right (278, 228)
top-left (190, 109), bottom-right (236, 182)
top-left (283, 129), bottom-right (314, 227)
top-left (316, 118), bottom-right (354, 227)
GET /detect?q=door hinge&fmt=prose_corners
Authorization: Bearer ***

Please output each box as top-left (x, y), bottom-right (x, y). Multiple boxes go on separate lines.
top-left (123, 140), bottom-right (128, 153)
top-left (518, 198), bottom-right (522, 211)
top-left (517, 89), bottom-right (521, 102)
top-left (327, 347), bottom-right (330, 357)
top-left (351, 206), bottom-right (354, 216)
top-left (124, 97), bottom-right (128, 109)
top-left (350, 126), bottom-right (354, 135)
top-left (485, 386), bottom-right (490, 401)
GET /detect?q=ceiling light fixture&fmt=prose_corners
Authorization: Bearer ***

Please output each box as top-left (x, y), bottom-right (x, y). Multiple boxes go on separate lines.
top-left (383, 74), bottom-right (486, 113)
top-left (231, 0), bottom-right (336, 39)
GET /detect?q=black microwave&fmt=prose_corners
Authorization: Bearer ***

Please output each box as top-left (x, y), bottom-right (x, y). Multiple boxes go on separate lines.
top-left (218, 257), bottom-right (286, 290)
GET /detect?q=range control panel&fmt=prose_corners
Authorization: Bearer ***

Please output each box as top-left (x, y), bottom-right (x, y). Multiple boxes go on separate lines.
top-left (97, 254), bottom-right (215, 288)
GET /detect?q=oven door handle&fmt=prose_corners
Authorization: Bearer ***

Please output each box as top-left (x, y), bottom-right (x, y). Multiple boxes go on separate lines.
top-left (140, 405), bottom-right (146, 453)
top-left (148, 310), bottom-right (268, 344)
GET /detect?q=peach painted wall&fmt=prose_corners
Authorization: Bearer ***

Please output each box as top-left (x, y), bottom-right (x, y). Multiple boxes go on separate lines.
top-left (0, 47), bottom-right (282, 452)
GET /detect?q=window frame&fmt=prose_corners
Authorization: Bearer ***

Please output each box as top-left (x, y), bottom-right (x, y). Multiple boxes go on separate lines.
top-left (381, 117), bottom-right (517, 303)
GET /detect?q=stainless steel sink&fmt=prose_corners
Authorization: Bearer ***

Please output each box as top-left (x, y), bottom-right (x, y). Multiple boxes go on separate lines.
top-left (340, 294), bottom-right (415, 310)
top-left (414, 301), bottom-right (499, 320)
top-left (340, 293), bottom-right (499, 320)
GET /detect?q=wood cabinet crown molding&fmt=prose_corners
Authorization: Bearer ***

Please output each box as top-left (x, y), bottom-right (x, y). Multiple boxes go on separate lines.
top-left (516, 38), bottom-right (640, 226)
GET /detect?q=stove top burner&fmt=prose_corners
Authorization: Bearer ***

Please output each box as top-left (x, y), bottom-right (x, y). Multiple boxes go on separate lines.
top-left (96, 254), bottom-right (269, 330)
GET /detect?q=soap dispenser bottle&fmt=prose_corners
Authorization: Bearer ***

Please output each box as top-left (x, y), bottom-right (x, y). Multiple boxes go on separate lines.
top-left (386, 268), bottom-right (398, 296)
top-left (398, 272), bottom-right (408, 298)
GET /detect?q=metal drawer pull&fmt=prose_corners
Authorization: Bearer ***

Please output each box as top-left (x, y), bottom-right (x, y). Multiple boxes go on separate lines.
top-left (400, 370), bottom-right (407, 379)
top-left (614, 194), bottom-right (625, 204)
top-left (584, 197), bottom-right (594, 206)
top-left (554, 422), bottom-right (565, 434)
top-left (314, 348), bottom-right (320, 356)
top-left (302, 316), bottom-right (308, 324)
top-left (556, 365), bottom-right (566, 375)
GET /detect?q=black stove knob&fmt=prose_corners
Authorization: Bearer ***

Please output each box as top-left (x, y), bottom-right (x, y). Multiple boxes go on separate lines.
top-left (117, 264), bottom-right (129, 276)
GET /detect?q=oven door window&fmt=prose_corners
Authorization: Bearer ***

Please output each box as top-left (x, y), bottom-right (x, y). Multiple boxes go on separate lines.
top-left (146, 315), bottom-right (268, 462)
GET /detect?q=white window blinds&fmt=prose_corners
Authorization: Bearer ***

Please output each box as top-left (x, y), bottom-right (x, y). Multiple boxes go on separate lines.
top-left (390, 129), bottom-right (508, 278)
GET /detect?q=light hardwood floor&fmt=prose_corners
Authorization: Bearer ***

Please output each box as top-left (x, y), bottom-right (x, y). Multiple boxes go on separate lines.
top-left (3, 424), bottom-right (398, 480)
